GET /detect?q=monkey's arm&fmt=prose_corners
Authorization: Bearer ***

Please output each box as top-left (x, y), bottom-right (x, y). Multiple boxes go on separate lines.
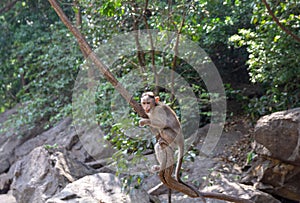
top-left (139, 118), bottom-right (151, 127)
top-left (139, 117), bottom-right (166, 129)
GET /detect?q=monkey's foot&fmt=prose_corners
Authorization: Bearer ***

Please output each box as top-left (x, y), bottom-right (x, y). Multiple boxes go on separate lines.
top-left (158, 139), bottom-right (168, 146)
top-left (151, 165), bottom-right (160, 173)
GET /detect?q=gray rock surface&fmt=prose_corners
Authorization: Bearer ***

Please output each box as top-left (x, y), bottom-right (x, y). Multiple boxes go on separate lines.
top-left (0, 105), bottom-right (47, 174)
top-left (0, 193), bottom-right (16, 203)
top-left (2, 106), bottom-right (300, 202)
top-left (247, 108), bottom-right (300, 201)
top-left (47, 173), bottom-right (151, 203)
top-left (11, 146), bottom-right (95, 203)
top-left (254, 107), bottom-right (300, 164)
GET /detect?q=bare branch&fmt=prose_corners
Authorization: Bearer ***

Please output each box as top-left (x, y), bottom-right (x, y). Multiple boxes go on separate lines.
top-left (262, 0), bottom-right (300, 43)
top-left (48, 0), bottom-right (148, 118)
top-left (170, 17), bottom-right (185, 102)
top-left (143, 0), bottom-right (159, 94)
top-left (73, 0), bottom-right (82, 28)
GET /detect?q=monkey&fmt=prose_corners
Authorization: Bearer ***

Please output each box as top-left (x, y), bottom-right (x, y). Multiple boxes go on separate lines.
top-left (139, 91), bottom-right (184, 182)
top-left (139, 92), bottom-right (206, 202)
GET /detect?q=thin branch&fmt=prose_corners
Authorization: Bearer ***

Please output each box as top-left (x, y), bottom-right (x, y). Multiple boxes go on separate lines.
top-left (262, 0), bottom-right (300, 43)
top-left (73, 0), bottom-right (82, 29)
top-left (143, 0), bottom-right (159, 94)
top-left (170, 17), bottom-right (185, 102)
top-left (131, 4), bottom-right (146, 72)
top-left (0, 0), bottom-right (19, 14)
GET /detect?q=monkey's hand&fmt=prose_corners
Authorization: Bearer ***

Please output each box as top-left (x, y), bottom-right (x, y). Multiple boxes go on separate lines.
top-left (151, 165), bottom-right (160, 173)
top-left (139, 119), bottom-right (150, 127)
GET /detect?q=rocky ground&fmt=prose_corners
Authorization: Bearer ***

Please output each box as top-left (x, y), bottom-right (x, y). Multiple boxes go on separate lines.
top-left (0, 106), bottom-right (300, 203)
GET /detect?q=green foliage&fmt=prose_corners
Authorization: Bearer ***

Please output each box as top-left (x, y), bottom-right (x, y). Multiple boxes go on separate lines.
top-left (99, 0), bottom-right (123, 17)
top-left (0, 1), bottom-right (82, 131)
top-left (230, 0), bottom-right (300, 117)
top-left (121, 173), bottom-right (145, 191)
top-left (44, 143), bottom-right (59, 150)
top-left (246, 151), bottom-right (256, 165)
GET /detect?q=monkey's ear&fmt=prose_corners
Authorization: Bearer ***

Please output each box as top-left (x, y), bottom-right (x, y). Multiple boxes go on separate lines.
top-left (155, 96), bottom-right (160, 103)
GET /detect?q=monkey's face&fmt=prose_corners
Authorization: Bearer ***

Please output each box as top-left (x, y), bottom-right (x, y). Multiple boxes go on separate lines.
top-left (141, 96), bottom-right (155, 114)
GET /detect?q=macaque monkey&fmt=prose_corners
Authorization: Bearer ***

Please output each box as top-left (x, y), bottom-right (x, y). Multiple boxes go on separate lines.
top-left (139, 91), bottom-right (184, 182)
top-left (140, 92), bottom-right (206, 202)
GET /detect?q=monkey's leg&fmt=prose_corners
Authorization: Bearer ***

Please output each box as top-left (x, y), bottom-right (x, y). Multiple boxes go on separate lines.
top-left (156, 139), bottom-right (174, 203)
top-left (159, 128), bottom-right (177, 145)
top-left (160, 129), bottom-right (184, 182)
top-left (151, 139), bottom-right (170, 172)
top-left (151, 142), bottom-right (162, 172)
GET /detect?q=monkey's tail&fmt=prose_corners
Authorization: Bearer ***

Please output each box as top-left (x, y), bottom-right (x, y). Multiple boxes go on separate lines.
top-left (175, 143), bottom-right (184, 182)
top-left (175, 142), bottom-right (206, 202)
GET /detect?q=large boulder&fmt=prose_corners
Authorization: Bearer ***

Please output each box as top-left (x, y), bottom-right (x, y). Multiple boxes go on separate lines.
top-left (0, 105), bottom-right (45, 174)
top-left (0, 193), bottom-right (16, 203)
top-left (46, 173), bottom-right (152, 203)
top-left (15, 117), bottom-right (116, 165)
top-left (14, 117), bottom-right (86, 162)
top-left (246, 108), bottom-right (300, 201)
top-left (254, 108), bottom-right (300, 165)
top-left (11, 146), bottom-right (95, 203)
top-left (244, 157), bottom-right (300, 201)
top-left (0, 107), bottom-right (115, 175)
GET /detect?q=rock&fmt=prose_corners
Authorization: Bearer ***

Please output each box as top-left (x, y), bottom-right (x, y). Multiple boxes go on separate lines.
top-left (0, 159), bottom-right (10, 175)
top-left (248, 108), bottom-right (300, 201)
top-left (157, 172), bottom-right (280, 203)
top-left (0, 193), bottom-right (16, 203)
top-left (0, 111), bottom-right (116, 200)
top-left (0, 105), bottom-right (49, 174)
top-left (254, 108), bottom-right (300, 165)
top-left (46, 173), bottom-right (152, 203)
top-left (77, 126), bottom-right (116, 161)
top-left (242, 157), bottom-right (300, 202)
top-left (0, 162), bottom-right (16, 194)
top-left (15, 117), bottom-right (116, 164)
top-left (15, 117), bottom-right (77, 160)
top-left (202, 170), bottom-right (280, 203)
top-left (11, 146), bottom-right (95, 203)
top-left (0, 173), bottom-right (11, 194)
top-left (0, 129), bottom-right (26, 174)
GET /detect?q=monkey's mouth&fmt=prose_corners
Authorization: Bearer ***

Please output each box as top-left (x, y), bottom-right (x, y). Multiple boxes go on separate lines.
top-left (145, 109), bottom-right (150, 113)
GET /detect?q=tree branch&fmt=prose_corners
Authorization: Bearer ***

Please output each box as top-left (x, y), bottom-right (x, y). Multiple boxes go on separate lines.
top-left (143, 0), bottom-right (159, 94)
top-left (170, 17), bottom-right (185, 102)
top-left (48, 0), bottom-right (148, 118)
top-left (262, 0), bottom-right (300, 43)
top-left (0, 0), bottom-right (19, 14)
top-left (131, 3), bottom-right (147, 81)
top-left (73, 0), bottom-right (82, 29)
